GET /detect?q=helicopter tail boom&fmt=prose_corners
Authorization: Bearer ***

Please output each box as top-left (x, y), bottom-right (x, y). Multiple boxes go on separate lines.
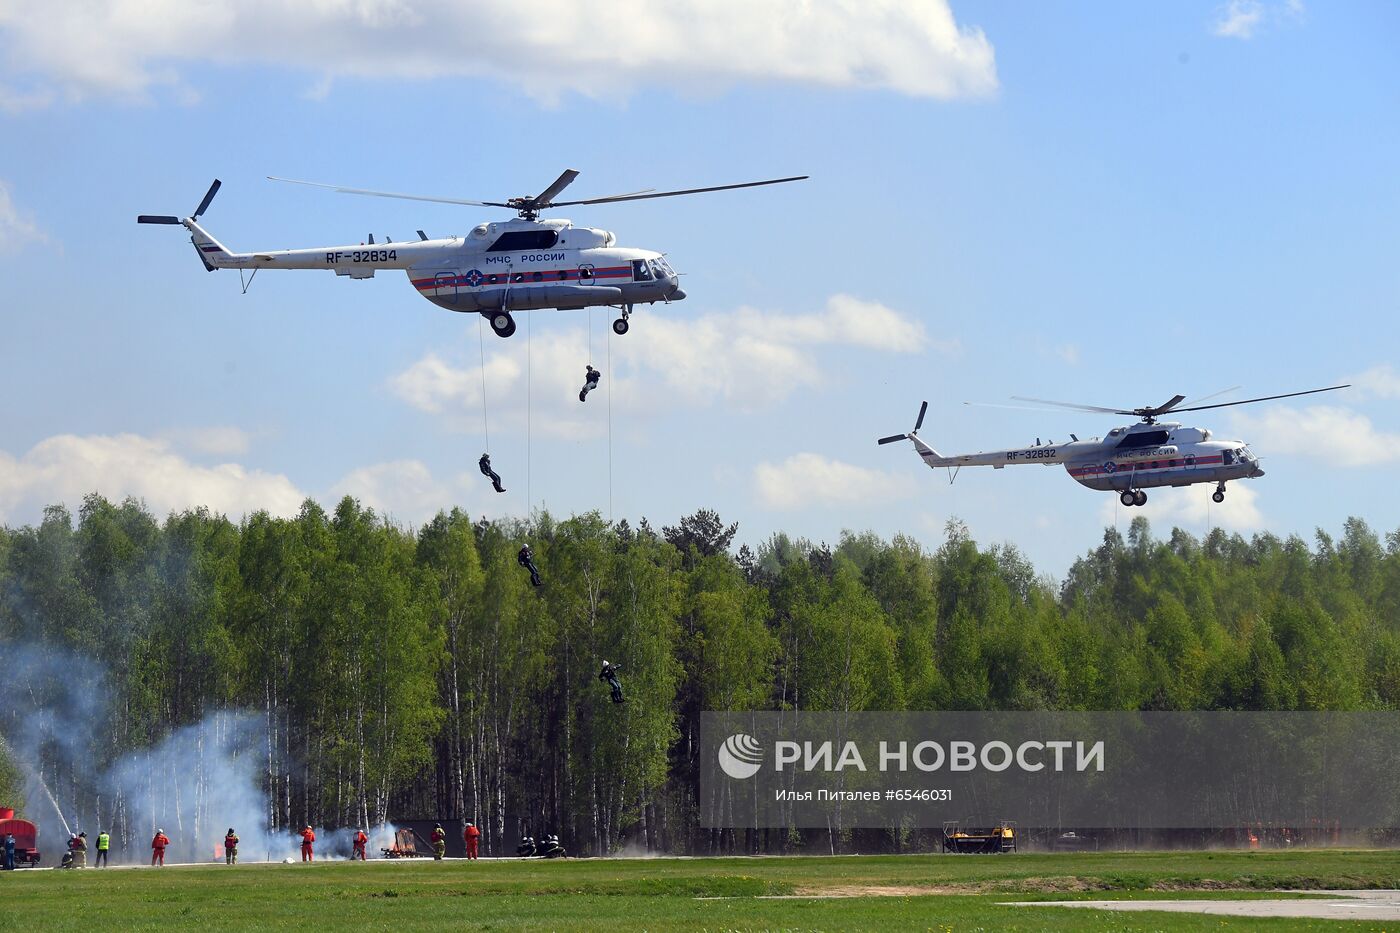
top-left (186, 220), bottom-right (243, 271)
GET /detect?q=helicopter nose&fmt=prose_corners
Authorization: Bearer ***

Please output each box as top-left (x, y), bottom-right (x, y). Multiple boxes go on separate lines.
top-left (668, 284), bottom-right (686, 301)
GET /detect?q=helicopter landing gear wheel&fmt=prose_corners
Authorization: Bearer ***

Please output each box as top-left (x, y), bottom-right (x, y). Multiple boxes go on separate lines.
top-left (1134, 490), bottom-right (1147, 507)
top-left (491, 312), bottom-right (516, 338)
top-left (613, 304), bottom-right (632, 335)
top-left (1212, 484), bottom-right (1226, 504)
top-left (1120, 490), bottom-right (1136, 507)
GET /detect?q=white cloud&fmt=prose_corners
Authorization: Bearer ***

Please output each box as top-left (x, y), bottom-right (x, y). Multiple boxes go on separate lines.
top-left (0, 1), bottom-right (997, 106)
top-left (1347, 364), bottom-right (1400, 400)
top-left (1231, 404), bottom-right (1400, 468)
top-left (173, 426), bottom-right (253, 457)
top-left (1210, 0), bottom-right (1303, 39)
top-left (0, 181), bottom-right (45, 252)
top-left (389, 295), bottom-right (943, 436)
top-left (1212, 0), bottom-right (1265, 38)
top-left (0, 433), bottom-right (305, 523)
top-left (1097, 481), bottom-right (1264, 533)
top-left (754, 452), bottom-right (915, 510)
top-left (329, 459), bottom-right (462, 523)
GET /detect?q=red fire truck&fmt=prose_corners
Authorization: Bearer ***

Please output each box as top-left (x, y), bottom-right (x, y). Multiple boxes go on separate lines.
top-left (0, 807), bottom-right (41, 867)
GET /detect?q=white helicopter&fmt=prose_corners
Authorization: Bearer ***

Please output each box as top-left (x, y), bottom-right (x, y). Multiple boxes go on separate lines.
top-left (878, 386), bottom-right (1348, 507)
top-left (137, 170), bottom-right (806, 338)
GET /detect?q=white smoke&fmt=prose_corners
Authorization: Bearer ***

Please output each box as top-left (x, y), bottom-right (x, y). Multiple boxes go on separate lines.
top-left (0, 642), bottom-right (392, 865)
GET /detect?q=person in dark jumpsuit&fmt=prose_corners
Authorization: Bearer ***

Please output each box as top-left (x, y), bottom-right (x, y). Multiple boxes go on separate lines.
top-left (579, 365), bottom-right (601, 402)
top-left (599, 660), bottom-right (625, 704)
top-left (518, 544), bottom-right (543, 587)
top-left (479, 453), bottom-right (505, 493)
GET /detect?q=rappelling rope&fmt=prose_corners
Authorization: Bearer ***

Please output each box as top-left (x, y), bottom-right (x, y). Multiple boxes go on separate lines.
top-left (607, 323), bottom-right (613, 522)
top-left (477, 315), bottom-right (490, 453)
top-left (527, 309), bottom-right (532, 518)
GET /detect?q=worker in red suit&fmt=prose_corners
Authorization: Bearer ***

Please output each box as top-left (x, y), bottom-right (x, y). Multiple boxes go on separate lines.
top-left (430, 824), bottom-right (446, 860)
top-left (300, 825), bottom-right (315, 862)
top-left (151, 829), bottom-right (170, 866)
top-left (352, 828), bottom-right (368, 861)
top-left (463, 821), bottom-right (480, 860)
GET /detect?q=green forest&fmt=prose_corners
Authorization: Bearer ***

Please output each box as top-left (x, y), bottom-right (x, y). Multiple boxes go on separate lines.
top-left (3, 494), bottom-right (1400, 857)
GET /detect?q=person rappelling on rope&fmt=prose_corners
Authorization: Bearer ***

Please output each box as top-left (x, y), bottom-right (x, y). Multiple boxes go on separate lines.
top-left (518, 544), bottom-right (543, 587)
top-left (479, 453), bottom-right (506, 493)
top-left (599, 660), bottom-right (625, 704)
top-left (579, 364), bottom-right (601, 402)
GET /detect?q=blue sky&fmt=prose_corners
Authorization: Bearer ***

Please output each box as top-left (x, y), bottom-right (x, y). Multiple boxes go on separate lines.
top-left (1, 0), bottom-right (1397, 576)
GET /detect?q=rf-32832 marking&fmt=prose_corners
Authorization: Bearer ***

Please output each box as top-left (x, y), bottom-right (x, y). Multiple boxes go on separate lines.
top-left (877, 387), bottom-right (1349, 509)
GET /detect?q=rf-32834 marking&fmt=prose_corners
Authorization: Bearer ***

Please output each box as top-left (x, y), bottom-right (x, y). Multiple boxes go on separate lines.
top-left (138, 170), bottom-right (806, 339)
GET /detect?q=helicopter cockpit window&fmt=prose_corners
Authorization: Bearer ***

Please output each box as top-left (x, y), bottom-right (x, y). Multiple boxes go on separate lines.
top-left (1222, 449), bottom-right (1235, 465)
top-left (631, 259), bottom-right (653, 281)
top-left (652, 257), bottom-right (675, 277)
top-left (487, 230), bottom-right (559, 252)
top-left (1115, 429), bottom-right (1169, 449)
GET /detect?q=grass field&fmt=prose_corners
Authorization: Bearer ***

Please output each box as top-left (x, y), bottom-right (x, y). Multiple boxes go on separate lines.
top-left (4, 849), bottom-right (1399, 931)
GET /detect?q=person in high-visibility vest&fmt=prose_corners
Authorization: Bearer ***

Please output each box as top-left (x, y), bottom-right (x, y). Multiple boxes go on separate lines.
top-left (431, 824), bottom-right (446, 860)
top-left (463, 821), bottom-right (480, 860)
top-left (224, 828), bottom-right (239, 865)
top-left (300, 825), bottom-right (315, 862)
top-left (352, 829), bottom-right (368, 861)
top-left (95, 830), bottom-right (110, 868)
top-left (151, 829), bottom-right (170, 866)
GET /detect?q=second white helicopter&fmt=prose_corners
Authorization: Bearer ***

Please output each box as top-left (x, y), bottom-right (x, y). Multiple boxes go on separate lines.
top-left (878, 386), bottom-right (1348, 507)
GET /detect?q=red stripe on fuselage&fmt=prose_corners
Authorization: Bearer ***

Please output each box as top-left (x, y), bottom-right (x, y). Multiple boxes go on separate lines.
top-left (1067, 454), bottom-right (1224, 478)
top-left (411, 265), bottom-right (633, 291)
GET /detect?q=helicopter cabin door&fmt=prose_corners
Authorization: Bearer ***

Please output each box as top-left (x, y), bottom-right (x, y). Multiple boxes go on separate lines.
top-left (432, 272), bottom-right (458, 305)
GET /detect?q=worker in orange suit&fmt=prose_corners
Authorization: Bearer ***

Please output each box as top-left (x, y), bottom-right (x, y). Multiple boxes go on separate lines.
top-left (463, 821), bottom-right (480, 860)
top-left (352, 828), bottom-right (368, 861)
top-left (300, 825), bottom-right (315, 862)
top-left (151, 829), bottom-right (170, 866)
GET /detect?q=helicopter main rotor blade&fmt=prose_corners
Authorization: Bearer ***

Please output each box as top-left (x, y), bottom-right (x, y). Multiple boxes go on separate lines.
top-left (965, 401), bottom-right (1090, 415)
top-left (1010, 395), bottom-right (1128, 415)
top-left (1147, 394), bottom-right (1187, 415)
top-left (533, 169), bottom-right (580, 207)
top-left (549, 175), bottom-right (809, 208)
top-left (1179, 385), bottom-right (1241, 408)
top-left (193, 179), bottom-right (221, 219)
top-left (267, 176), bottom-right (510, 209)
top-left (1169, 384), bottom-right (1351, 414)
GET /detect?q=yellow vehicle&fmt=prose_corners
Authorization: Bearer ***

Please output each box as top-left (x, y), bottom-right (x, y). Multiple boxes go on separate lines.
top-left (942, 819), bottom-right (1017, 853)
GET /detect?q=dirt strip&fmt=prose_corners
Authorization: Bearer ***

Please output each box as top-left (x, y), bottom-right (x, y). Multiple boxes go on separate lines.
top-left (1010, 890), bottom-right (1400, 922)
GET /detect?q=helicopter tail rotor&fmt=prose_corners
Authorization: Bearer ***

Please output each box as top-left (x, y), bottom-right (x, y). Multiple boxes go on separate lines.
top-left (137, 179), bottom-right (222, 226)
top-left (878, 401), bottom-right (929, 445)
